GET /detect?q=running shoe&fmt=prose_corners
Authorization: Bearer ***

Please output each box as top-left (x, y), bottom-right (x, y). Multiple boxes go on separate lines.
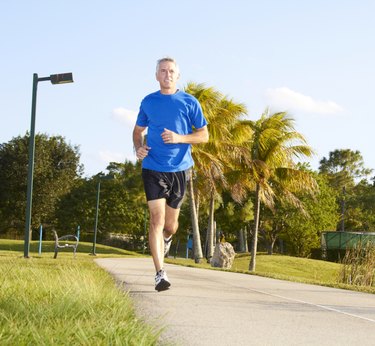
top-left (164, 236), bottom-right (172, 256)
top-left (155, 269), bottom-right (171, 291)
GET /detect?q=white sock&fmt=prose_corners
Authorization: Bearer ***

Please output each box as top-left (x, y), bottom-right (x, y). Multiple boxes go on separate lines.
top-left (164, 235), bottom-right (172, 242)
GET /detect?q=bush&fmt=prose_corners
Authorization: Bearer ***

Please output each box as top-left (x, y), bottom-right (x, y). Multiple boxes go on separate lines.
top-left (338, 242), bottom-right (375, 287)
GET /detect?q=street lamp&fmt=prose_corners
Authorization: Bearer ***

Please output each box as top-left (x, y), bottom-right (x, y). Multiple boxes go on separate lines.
top-left (91, 174), bottom-right (115, 256)
top-left (91, 179), bottom-right (101, 256)
top-left (24, 73), bottom-right (74, 258)
top-left (341, 186), bottom-right (346, 232)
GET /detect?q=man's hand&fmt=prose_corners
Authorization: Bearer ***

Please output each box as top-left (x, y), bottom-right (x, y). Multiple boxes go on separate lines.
top-left (136, 145), bottom-right (151, 160)
top-left (161, 126), bottom-right (209, 145)
top-left (161, 128), bottom-right (180, 144)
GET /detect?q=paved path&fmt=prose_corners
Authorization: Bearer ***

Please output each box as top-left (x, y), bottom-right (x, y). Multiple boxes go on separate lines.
top-left (95, 258), bottom-right (375, 346)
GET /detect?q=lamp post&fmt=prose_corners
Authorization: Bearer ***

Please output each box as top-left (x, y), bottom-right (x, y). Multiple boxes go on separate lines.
top-left (24, 73), bottom-right (74, 258)
top-left (91, 179), bottom-right (101, 256)
top-left (91, 174), bottom-right (115, 256)
top-left (341, 186), bottom-right (346, 232)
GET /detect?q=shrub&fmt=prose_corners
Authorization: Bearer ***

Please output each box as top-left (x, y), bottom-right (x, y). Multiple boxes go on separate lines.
top-left (338, 242), bottom-right (375, 287)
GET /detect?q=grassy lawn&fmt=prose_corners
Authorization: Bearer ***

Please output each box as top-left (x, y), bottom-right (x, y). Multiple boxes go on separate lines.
top-left (233, 253), bottom-right (340, 283)
top-left (1, 238), bottom-right (373, 345)
top-left (0, 240), bottom-right (160, 346)
top-left (166, 252), bottom-right (375, 294)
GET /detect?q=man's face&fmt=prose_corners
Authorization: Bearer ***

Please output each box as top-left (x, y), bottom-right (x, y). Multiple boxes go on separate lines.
top-left (156, 61), bottom-right (179, 91)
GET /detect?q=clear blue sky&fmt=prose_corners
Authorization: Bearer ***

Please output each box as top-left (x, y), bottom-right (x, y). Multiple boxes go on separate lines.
top-left (1, 1), bottom-right (374, 177)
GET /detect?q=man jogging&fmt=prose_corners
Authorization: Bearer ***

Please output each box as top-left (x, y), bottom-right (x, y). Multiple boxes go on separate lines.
top-left (133, 57), bottom-right (208, 291)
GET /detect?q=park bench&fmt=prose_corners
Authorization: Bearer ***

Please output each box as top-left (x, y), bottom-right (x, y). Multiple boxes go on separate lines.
top-left (53, 230), bottom-right (79, 259)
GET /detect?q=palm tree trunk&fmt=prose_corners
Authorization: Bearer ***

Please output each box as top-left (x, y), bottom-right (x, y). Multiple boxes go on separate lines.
top-left (238, 228), bottom-right (245, 252)
top-left (196, 192), bottom-right (200, 216)
top-left (244, 226), bottom-right (249, 252)
top-left (238, 227), bottom-right (248, 252)
top-left (188, 170), bottom-right (203, 263)
top-left (249, 184), bottom-right (261, 271)
top-left (206, 190), bottom-right (215, 262)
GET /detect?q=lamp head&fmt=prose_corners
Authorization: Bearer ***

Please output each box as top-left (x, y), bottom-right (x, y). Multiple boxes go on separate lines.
top-left (50, 73), bottom-right (73, 84)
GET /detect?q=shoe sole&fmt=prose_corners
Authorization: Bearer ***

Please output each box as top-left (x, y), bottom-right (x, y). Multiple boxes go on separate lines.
top-left (155, 279), bottom-right (171, 292)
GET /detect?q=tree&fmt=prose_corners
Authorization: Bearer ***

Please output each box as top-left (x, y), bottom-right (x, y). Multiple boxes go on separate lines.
top-left (344, 179), bottom-right (375, 231)
top-left (186, 169), bottom-right (204, 261)
top-left (55, 161), bottom-right (147, 242)
top-left (0, 133), bottom-right (82, 236)
top-left (319, 149), bottom-right (373, 231)
top-left (241, 110), bottom-right (317, 271)
top-left (273, 173), bottom-right (339, 257)
top-left (106, 160), bottom-right (145, 197)
top-left (184, 83), bottom-right (222, 262)
top-left (215, 191), bottom-right (254, 248)
top-left (319, 149), bottom-right (372, 190)
top-left (185, 82), bottom-right (249, 261)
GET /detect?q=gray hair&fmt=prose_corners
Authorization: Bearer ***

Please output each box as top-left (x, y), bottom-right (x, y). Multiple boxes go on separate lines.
top-left (156, 57), bottom-right (179, 74)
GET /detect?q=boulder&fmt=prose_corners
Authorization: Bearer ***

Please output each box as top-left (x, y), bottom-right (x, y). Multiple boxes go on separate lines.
top-left (210, 242), bottom-right (235, 269)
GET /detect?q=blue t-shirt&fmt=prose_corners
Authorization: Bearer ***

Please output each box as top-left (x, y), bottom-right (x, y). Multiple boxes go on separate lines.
top-left (136, 90), bottom-right (207, 172)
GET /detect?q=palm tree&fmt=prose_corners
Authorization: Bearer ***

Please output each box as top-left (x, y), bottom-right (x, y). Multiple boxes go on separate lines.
top-left (187, 169), bottom-right (203, 262)
top-left (185, 82), bottom-right (248, 262)
top-left (240, 110), bottom-right (318, 271)
top-left (184, 83), bottom-right (222, 262)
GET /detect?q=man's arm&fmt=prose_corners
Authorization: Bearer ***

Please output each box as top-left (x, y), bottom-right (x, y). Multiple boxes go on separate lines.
top-left (161, 126), bottom-right (209, 145)
top-left (133, 125), bottom-right (150, 160)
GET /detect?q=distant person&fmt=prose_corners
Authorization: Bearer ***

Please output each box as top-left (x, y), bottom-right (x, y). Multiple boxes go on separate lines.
top-left (133, 57), bottom-right (208, 291)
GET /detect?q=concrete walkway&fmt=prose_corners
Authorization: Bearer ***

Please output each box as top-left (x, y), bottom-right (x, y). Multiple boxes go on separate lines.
top-left (95, 258), bottom-right (375, 346)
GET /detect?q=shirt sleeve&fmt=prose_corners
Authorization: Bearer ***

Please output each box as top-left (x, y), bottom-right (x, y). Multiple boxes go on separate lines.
top-left (136, 102), bottom-right (148, 127)
top-left (191, 99), bottom-right (208, 129)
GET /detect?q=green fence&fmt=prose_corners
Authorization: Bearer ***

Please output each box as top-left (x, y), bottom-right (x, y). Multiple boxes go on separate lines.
top-left (322, 231), bottom-right (375, 250)
top-left (321, 231), bottom-right (375, 260)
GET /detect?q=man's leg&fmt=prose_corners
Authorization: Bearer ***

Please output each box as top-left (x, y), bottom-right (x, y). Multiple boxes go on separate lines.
top-left (163, 205), bottom-right (180, 255)
top-left (148, 199), bottom-right (179, 291)
top-left (148, 200), bottom-right (181, 268)
top-left (143, 169), bottom-right (186, 290)
top-left (164, 204), bottom-right (180, 236)
top-left (148, 199), bottom-right (166, 273)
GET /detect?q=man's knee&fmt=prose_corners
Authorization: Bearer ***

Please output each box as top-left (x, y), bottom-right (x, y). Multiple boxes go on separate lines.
top-left (149, 213), bottom-right (164, 231)
top-left (148, 200), bottom-right (166, 230)
top-left (164, 205), bottom-right (180, 236)
top-left (164, 221), bottom-right (178, 236)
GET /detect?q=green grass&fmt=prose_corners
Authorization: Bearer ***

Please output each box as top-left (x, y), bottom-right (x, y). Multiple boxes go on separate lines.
top-left (0, 240), bottom-right (160, 346)
top-left (0, 238), bottom-right (142, 257)
top-left (166, 253), bottom-right (375, 294)
top-left (233, 253), bottom-right (341, 283)
top-left (1, 239), bottom-right (373, 345)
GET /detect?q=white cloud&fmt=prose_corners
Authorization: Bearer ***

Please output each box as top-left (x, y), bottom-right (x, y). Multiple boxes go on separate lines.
top-left (265, 87), bottom-right (344, 115)
top-left (99, 150), bottom-right (126, 164)
top-left (111, 107), bottom-right (137, 126)
top-left (95, 107), bottom-right (138, 169)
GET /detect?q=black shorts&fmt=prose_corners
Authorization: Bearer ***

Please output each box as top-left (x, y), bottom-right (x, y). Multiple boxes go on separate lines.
top-left (142, 169), bottom-right (188, 209)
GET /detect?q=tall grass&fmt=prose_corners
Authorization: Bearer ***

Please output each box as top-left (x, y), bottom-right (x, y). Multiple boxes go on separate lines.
top-left (338, 242), bottom-right (375, 287)
top-left (0, 253), bottom-right (160, 345)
